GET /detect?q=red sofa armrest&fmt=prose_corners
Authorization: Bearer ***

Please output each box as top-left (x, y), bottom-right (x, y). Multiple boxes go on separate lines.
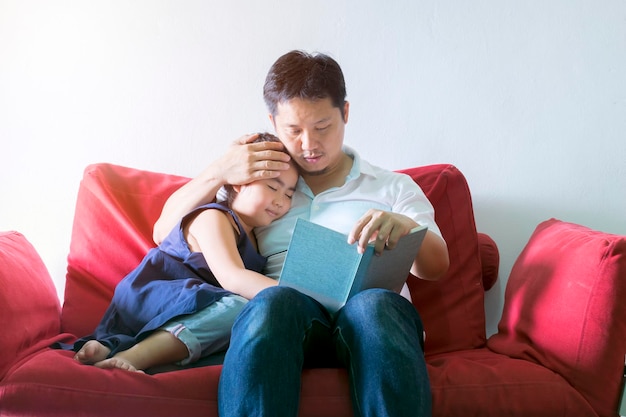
top-left (477, 232), bottom-right (499, 291)
top-left (0, 231), bottom-right (61, 379)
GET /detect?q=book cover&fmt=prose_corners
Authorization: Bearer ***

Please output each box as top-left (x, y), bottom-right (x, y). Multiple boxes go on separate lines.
top-left (278, 218), bottom-right (428, 313)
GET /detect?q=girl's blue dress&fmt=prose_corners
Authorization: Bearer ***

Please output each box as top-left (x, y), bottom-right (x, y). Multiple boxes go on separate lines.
top-left (71, 202), bottom-right (265, 356)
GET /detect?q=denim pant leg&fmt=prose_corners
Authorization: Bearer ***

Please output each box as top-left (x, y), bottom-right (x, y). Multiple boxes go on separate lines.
top-left (334, 288), bottom-right (431, 417)
top-left (160, 294), bottom-right (248, 365)
top-left (218, 286), bottom-right (332, 417)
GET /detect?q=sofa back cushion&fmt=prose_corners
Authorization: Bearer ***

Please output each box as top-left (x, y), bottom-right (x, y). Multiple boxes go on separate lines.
top-left (62, 163), bottom-right (487, 356)
top-left (400, 164), bottom-right (486, 355)
top-left (61, 164), bottom-right (190, 337)
top-left (0, 231), bottom-right (61, 379)
top-left (488, 219), bottom-right (626, 417)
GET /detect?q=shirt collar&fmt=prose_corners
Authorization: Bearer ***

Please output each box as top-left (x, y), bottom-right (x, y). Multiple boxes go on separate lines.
top-left (344, 145), bottom-right (378, 181)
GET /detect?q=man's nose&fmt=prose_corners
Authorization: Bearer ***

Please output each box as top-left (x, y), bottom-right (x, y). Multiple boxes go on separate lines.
top-left (300, 130), bottom-right (315, 150)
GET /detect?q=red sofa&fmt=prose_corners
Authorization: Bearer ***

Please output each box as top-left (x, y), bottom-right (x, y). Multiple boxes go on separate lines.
top-left (1, 162), bottom-right (625, 417)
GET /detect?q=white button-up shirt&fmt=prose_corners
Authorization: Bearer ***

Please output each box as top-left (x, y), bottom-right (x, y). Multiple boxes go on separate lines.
top-left (256, 146), bottom-right (442, 279)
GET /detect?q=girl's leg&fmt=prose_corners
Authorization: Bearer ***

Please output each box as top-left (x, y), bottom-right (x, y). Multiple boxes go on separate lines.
top-left (83, 295), bottom-right (247, 371)
top-left (162, 294), bottom-right (248, 365)
top-left (89, 294), bottom-right (248, 372)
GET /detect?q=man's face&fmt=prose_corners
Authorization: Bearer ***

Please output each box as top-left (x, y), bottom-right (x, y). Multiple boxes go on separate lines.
top-left (270, 97), bottom-right (349, 176)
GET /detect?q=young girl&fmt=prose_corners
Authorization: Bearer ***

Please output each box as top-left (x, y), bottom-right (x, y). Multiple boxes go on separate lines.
top-left (72, 133), bottom-right (298, 372)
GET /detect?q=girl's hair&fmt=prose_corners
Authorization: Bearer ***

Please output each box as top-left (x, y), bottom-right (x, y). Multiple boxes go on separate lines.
top-left (222, 132), bottom-right (283, 207)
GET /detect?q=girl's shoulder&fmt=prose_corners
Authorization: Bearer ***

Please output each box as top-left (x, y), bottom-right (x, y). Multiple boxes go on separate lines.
top-left (185, 202), bottom-right (239, 225)
top-left (184, 202), bottom-right (245, 244)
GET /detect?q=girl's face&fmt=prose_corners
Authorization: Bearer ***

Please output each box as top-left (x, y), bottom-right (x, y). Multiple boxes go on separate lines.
top-left (231, 164), bottom-right (299, 228)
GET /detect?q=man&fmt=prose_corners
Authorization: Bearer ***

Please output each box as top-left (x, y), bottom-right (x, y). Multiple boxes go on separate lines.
top-left (154, 50), bottom-right (449, 417)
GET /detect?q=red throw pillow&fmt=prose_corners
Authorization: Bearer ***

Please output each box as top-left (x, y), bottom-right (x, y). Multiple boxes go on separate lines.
top-left (488, 218), bottom-right (626, 417)
top-left (0, 231), bottom-right (61, 379)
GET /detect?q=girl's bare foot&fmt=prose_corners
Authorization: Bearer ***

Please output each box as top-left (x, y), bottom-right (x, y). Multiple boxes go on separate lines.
top-left (94, 357), bottom-right (144, 373)
top-left (74, 330), bottom-right (187, 373)
top-left (74, 340), bottom-right (111, 365)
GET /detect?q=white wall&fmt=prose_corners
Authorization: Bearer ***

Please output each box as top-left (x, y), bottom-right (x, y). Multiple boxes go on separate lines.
top-left (1, 0), bottom-right (625, 336)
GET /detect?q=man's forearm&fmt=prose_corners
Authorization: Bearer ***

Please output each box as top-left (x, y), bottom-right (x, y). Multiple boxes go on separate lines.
top-left (410, 231), bottom-right (449, 281)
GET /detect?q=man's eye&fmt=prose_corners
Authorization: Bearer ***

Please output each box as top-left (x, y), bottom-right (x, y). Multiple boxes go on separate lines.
top-left (316, 125), bottom-right (329, 131)
top-left (267, 185), bottom-right (277, 191)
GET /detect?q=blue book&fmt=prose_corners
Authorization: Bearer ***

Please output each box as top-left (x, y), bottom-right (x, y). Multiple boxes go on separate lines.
top-left (278, 218), bottom-right (428, 313)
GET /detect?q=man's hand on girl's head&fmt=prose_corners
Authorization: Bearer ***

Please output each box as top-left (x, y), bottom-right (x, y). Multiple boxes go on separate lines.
top-left (218, 134), bottom-right (292, 184)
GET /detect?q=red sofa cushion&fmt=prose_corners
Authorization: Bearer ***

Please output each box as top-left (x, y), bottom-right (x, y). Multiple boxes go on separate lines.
top-left (488, 218), bottom-right (626, 417)
top-left (61, 164), bottom-right (190, 337)
top-left (428, 348), bottom-right (596, 416)
top-left (400, 164), bottom-right (487, 355)
top-left (0, 344), bottom-right (352, 417)
top-left (0, 231), bottom-right (61, 379)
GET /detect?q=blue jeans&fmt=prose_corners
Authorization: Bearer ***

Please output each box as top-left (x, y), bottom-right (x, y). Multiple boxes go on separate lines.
top-left (218, 286), bottom-right (431, 417)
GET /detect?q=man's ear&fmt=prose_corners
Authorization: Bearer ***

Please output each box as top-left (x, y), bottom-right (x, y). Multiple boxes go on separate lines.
top-left (268, 113), bottom-right (275, 127)
top-left (343, 101), bottom-right (350, 123)
top-left (232, 184), bottom-right (242, 193)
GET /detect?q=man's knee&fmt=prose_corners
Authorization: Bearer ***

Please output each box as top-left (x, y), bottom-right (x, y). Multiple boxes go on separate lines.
top-left (339, 289), bottom-right (424, 335)
top-left (249, 286), bottom-right (305, 313)
top-left (233, 286), bottom-right (308, 332)
top-left (343, 288), bottom-right (412, 315)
